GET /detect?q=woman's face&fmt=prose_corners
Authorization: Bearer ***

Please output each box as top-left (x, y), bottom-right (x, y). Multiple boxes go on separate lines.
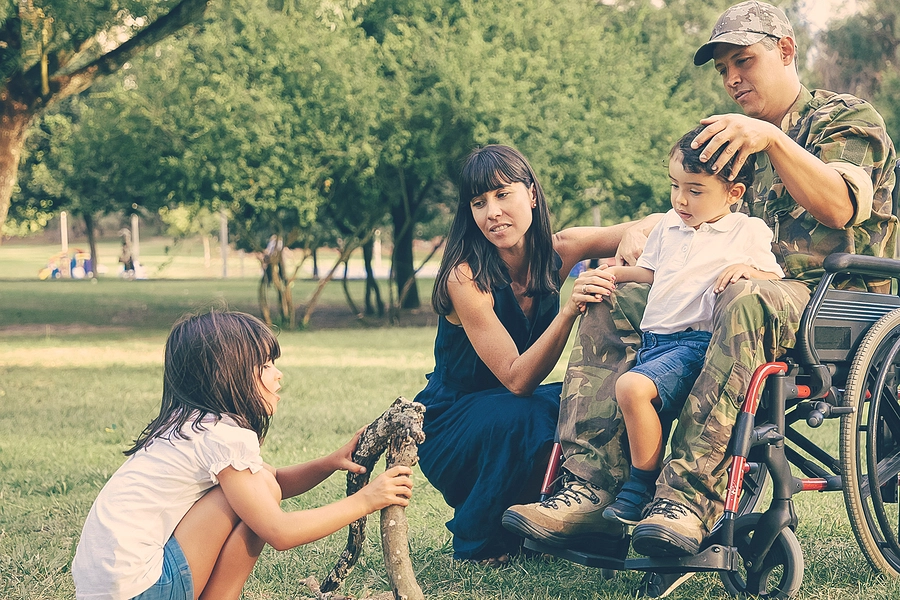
top-left (469, 180), bottom-right (535, 251)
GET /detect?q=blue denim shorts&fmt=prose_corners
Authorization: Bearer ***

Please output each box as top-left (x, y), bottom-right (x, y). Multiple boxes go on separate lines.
top-left (131, 536), bottom-right (194, 600)
top-left (630, 330), bottom-right (712, 419)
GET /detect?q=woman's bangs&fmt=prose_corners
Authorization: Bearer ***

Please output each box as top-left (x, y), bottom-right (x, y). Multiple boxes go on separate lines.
top-left (461, 152), bottom-right (527, 203)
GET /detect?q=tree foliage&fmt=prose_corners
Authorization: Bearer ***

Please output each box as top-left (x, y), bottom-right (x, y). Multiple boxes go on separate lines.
top-left (812, 0), bottom-right (899, 141)
top-left (0, 0), bottom-right (211, 239)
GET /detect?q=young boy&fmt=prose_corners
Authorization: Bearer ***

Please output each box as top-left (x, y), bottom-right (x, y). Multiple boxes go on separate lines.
top-left (596, 126), bottom-right (784, 524)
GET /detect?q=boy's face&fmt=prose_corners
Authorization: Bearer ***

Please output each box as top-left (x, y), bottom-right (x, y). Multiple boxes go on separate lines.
top-left (669, 152), bottom-right (744, 230)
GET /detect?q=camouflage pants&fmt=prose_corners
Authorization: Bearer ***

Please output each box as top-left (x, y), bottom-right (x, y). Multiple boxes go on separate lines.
top-left (557, 278), bottom-right (811, 530)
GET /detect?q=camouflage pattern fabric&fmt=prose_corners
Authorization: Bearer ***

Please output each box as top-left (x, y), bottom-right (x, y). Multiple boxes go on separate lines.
top-left (746, 87), bottom-right (897, 293)
top-left (558, 87), bottom-right (896, 530)
top-left (694, 1), bottom-right (793, 66)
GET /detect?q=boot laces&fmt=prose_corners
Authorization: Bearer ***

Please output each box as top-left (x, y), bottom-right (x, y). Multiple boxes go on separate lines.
top-left (540, 473), bottom-right (601, 509)
top-left (645, 499), bottom-right (690, 520)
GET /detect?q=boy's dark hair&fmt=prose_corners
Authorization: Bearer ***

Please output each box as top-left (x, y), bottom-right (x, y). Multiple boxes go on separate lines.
top-left (671, 125), bottom-right (756, 198)
top-left (125, 311), bottom-right (280, 455)
top-left (432, 144), bottom-right (558, 315)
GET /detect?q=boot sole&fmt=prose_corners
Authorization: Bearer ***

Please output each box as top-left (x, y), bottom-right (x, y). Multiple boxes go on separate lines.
top-left (631, 524), bottom-right (700, 557)
top-left (501, 510), bottom-right (623, 552)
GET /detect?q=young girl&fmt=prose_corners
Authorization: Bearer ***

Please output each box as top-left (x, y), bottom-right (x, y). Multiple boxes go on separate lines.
top-left (595, 126), bottom-right (783, 526)
top-left (413, 144), bottom-right (657, 564)
top-left (72, 311), bottom-right (413, 600)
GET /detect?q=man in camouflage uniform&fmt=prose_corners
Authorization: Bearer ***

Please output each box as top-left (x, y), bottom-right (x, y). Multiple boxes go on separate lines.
top-left (504, 0), bottom-right (896, 570)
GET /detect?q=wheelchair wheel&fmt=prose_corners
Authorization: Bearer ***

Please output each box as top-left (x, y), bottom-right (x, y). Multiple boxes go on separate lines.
top-left (840, 307), bottom-right (900, 577)
top-left (720, 513), bottom-right (804, 599)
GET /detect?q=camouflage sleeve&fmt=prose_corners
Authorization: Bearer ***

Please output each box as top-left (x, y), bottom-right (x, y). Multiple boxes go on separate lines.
top-left (831, 162), bottom-right (875, 226)
top-left (807, 99), bottom-right (893, 226)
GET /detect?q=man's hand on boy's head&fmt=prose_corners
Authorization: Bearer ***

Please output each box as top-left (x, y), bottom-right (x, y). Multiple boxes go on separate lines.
top-left (695, 114), bottom-right (780, 180)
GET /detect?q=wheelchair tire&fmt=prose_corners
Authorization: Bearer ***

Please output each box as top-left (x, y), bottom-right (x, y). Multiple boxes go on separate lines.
top-left (720, 513), bottom-right (804, 599)
top-left (840, 307), bottom-right (900, 577)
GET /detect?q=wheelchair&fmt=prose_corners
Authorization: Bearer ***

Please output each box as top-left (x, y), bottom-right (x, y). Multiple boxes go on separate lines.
top-left (524, 251), bottom-right (900, 598)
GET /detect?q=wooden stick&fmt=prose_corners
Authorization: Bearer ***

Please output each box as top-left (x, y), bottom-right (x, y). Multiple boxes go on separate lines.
top-left (319, 398), bottom-right (426, 597)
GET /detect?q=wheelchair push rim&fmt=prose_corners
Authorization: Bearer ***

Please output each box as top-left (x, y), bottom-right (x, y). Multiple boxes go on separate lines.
top-left (840, 307), bottom-right (900, 577)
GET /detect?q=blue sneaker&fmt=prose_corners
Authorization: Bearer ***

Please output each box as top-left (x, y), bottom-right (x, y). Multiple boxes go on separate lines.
top-left (602, 480), bottom-right (652, 525)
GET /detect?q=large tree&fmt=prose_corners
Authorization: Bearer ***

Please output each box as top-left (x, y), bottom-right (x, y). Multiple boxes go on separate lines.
top-left (0, 0), bottom-right (211, 240)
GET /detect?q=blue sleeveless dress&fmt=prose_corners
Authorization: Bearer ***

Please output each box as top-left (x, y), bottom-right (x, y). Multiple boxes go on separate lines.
top-left (414, 264), bottom-right (563, 560)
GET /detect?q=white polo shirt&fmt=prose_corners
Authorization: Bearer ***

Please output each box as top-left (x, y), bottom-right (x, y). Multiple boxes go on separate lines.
top-left (636, 209), bottom-right (784, 334)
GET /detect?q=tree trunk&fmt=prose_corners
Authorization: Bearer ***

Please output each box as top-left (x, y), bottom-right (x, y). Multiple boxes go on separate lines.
top-left (83, 212), bottom-right (99, 280)
top-left (301, 241), bottom-right (360, 327)
top-left (258, 274), bottom-right (272, 326)
top-left (390, 203), bottom-right (419, 309)
top-left (341, 260), bottom-right (361, 317)
top-left (0, 100), bottom-right (34, 244)
top-left (362, 237), bottom-right (384, 317)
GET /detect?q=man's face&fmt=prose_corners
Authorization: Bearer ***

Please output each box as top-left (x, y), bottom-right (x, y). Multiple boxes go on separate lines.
top-left (712, 39), bottom-right (797, 125)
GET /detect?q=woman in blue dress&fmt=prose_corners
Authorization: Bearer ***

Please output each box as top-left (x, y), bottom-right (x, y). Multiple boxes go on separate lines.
top-left (414, 145), bottom-right (654, 564)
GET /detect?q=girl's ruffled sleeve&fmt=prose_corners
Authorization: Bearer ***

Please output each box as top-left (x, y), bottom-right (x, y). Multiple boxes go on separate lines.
top-left (202, 422), bottom-right (265, 485)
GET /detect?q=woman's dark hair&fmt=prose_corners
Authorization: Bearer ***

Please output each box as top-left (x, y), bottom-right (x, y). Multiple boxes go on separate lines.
top-left (671, 125), bottom-right (756, 200)
top-left (125, 311), bottom-right (280, 455)
top-left (432, 145), bottom-right (557, 315)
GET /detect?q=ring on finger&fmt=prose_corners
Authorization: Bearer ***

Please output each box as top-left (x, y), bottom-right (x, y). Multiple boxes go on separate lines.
top-left (582, 284), bottom-right (588, 294)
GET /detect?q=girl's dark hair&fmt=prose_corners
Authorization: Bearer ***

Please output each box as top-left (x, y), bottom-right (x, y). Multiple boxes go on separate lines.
top-left (432, 145), bottom-right (557, 315)
top-left (125, 311), bottom-right (280, 455)
top-left (671, 125), bottom-right (756, 199)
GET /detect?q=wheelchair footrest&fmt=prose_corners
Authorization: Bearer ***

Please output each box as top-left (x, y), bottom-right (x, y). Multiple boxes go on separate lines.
top-left (626, 545), bottom-right (740, 574)
top-left (523, 535), bottom-right (630, 569)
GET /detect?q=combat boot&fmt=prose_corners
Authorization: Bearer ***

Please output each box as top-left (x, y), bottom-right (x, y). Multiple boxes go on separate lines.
top-left (502, 471), bottom-right (624, 550)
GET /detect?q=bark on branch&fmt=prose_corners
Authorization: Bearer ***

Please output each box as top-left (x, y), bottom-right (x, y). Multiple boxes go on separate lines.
top-left (52, 0), bottom-right (210, 102)
top-left (307, 397), bottom-right (425, 600)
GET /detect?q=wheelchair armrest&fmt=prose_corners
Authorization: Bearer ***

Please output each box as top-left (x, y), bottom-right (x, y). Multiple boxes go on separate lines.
top-left (824, 253), bottom-right (900, 279)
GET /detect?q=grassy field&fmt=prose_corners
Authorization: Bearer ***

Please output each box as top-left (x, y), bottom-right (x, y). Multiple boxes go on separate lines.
top-left (2, 245), bottom-right (900, 598)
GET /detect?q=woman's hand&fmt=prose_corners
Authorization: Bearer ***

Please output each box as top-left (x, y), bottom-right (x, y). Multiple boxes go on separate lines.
top-left (327, 427), bottom-right (368, 475)
top-left (564, 266), bottom-right (618, 316)
top-left (358, 465), bottom-right (414, 513)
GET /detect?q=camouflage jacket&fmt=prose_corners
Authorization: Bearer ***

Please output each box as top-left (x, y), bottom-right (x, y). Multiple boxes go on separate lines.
top-left (742, 86), bottom-right (897, 292)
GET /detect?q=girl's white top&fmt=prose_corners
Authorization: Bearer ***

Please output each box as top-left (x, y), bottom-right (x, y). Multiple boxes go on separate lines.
top-left (637, 210), bottom-right (784, 334)
top-left (72, 413), bottom-right (264, 600)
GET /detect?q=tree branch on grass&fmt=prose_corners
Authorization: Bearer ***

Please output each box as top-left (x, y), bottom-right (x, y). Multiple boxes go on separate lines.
top-left (302, 397), bottom-right (426, 600)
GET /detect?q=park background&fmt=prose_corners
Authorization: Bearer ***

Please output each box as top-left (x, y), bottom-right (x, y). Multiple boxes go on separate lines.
top-left (2, 0), bottom-right (900, 598)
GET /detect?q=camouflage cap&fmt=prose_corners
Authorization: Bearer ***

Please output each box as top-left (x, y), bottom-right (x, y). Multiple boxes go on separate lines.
top-left (694, 1), bottom-right (794, 66)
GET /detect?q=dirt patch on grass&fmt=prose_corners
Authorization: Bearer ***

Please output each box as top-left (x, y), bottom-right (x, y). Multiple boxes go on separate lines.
top-left (0, 324), bottom-right (134, 336)
top-left (298, 305), bottom-right (441, 330)
top-left (0, 306), bottom-right (441, 334)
